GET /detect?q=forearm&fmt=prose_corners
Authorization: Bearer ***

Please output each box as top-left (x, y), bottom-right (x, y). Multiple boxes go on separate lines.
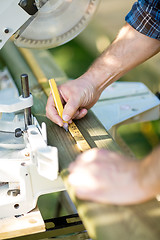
top-left (83, 23), bottom-right (160, 93)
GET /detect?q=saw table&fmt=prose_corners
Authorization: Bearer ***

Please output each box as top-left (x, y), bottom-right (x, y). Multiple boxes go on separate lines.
top-left (0, 41), bottom-right (160, 240)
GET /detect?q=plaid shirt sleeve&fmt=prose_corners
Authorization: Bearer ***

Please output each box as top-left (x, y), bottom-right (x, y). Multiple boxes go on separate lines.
top-left (125, 0), bottom-right (160, 40)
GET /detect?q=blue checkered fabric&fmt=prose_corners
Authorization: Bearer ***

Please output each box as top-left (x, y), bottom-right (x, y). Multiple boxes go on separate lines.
top-left (125, 0), bottom-right (160, 40)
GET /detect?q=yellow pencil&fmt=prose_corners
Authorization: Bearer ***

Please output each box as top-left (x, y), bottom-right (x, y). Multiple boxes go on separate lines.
top-left (49, 78), bottom-right (68, 131)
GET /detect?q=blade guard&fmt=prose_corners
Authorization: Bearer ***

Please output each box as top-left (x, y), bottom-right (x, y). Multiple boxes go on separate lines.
top-left (14, 0), bottom-right (101, 49)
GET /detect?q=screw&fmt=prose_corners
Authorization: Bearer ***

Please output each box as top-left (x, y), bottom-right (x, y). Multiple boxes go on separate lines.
top-left (19, 0), bottom-right (27, 7)
top-left (4, 28), bottom-right (9, 34)
top-left (14, 204), bottom-right (20, 209)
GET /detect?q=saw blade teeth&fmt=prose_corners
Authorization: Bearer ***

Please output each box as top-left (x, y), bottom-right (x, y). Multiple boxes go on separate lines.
top-left (14, 0), bottom-right (100, 49)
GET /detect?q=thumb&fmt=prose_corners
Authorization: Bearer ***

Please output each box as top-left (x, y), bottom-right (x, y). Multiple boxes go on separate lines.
top-left (62, 97), bottom-right (81, 122)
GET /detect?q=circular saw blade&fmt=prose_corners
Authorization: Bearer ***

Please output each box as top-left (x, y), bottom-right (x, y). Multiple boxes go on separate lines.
top-left (14, 0), bottom-right (101, 49)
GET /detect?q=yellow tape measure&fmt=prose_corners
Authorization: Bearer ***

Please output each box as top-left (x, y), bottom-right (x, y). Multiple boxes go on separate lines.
top-left (69, 122), bottom-right (91, 152)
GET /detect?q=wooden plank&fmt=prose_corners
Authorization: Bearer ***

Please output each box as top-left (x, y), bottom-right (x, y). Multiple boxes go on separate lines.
top-left (0, 208), bottom-right (45, 239)
top-left (1, 41), bottom-right (160, 240)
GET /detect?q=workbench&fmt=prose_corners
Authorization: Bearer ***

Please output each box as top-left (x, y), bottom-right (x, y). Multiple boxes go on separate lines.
top-left (0, 41), bottom-right (160, 240)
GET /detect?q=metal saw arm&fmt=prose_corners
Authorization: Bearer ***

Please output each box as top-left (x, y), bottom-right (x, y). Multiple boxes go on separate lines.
top-left (0, 0), bottom-right (32, 49)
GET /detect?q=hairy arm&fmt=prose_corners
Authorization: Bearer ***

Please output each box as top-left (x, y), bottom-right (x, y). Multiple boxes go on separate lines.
top-left (46, 23), bottom-right (160, 125)
top-left (85, 23), bottom-right (160, 92)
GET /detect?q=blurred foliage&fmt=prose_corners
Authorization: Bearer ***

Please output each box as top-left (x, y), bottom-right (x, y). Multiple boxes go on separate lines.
top-left (120, 63), bottom-right (160, 94)
top-left (118, 123), bottom-right (153, 159)
top-left (38, 192), bottom-right (68, 220)
top-left (0, 57), bottom-right (5, 70)
top-left (118, 120), bottom-right (160, 159)
top-left (49, 39), bottom-right (95, 79)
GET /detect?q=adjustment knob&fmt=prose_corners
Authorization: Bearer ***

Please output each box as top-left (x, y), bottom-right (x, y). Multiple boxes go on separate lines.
top-left (15, 128), bottom-right (23, 138)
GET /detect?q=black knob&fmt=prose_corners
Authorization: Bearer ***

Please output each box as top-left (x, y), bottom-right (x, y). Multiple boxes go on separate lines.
top-left (15, 128), bottom-right (23, 138)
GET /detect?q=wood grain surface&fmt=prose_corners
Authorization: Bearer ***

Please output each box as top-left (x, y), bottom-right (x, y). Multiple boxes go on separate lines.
top-left (0, 208), bottom-right (45, 239)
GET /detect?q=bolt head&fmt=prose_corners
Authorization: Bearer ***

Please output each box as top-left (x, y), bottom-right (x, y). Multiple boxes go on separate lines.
top-left (4, 28), bottom-right (9, 34)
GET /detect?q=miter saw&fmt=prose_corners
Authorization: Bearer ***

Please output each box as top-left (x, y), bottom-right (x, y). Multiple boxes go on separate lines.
top-left (0, 0), bottom-right (101, 219)
top-left (0, 0), bottom-right (100, 49)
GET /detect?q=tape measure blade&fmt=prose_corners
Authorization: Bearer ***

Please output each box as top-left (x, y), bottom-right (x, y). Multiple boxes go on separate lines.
top-left (69, 122), bottom-right (91, 152)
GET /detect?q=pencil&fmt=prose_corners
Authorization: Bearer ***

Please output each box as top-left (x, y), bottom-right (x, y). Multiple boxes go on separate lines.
top-left (49, 78), bottom-right (68, 131)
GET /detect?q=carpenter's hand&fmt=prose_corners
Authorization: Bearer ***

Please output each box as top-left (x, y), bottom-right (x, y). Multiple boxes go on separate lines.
top-left (68, 148), bottom-right (156, 205)
top-left (46, 77), bottom-right (100, 127)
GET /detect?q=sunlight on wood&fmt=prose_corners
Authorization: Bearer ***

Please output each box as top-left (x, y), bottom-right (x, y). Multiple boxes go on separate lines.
top-left (0, 208), bottom-right (45, 239)
top-left (147, 206), bottom-right (160, 217)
